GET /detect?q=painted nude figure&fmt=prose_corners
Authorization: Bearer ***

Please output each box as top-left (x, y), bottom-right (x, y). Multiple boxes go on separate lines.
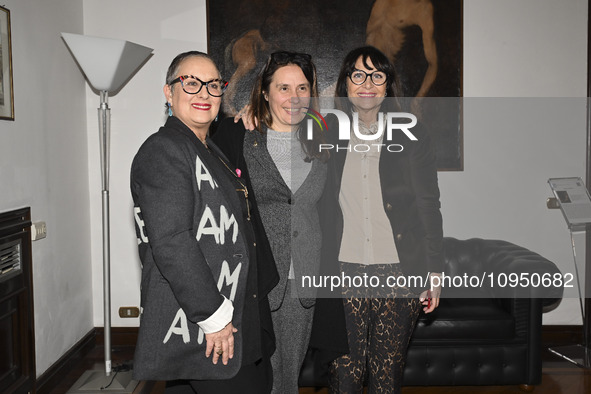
top-left (366, 0), bottom-right (438, 97)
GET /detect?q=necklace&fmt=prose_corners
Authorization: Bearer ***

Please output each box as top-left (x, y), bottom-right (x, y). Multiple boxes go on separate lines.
top-left (216, 154), bottom-right (251, 221)
top-left (198, 135), bottom-right (251, 220)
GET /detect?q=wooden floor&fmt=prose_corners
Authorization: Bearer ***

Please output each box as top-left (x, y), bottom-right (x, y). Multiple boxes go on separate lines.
top-left (48, 346), bottom-right (591, 394)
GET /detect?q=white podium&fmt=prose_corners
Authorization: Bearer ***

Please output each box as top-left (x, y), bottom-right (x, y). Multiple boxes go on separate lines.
top-left (548, 177), bottom-right (591, 368)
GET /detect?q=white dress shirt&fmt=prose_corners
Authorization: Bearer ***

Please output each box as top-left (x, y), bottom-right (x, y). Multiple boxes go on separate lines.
top-left (338, 121), bottom-right (400, 265)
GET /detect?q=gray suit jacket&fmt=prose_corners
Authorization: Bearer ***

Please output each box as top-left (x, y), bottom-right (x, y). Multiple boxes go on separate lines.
top-left (242, 128), bottom-right (326, 310)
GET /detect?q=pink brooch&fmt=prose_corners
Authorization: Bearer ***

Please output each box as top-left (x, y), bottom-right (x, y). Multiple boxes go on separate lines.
top-left (236, 168), bottom-right (242, 178)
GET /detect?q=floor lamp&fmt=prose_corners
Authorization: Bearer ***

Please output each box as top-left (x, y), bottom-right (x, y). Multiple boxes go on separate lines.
top-left (61, 33), bottom-right (153, 393)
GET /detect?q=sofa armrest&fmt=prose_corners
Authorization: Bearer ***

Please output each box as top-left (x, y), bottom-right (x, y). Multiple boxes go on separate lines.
top-left (442, 237), bottom-right (564, 303)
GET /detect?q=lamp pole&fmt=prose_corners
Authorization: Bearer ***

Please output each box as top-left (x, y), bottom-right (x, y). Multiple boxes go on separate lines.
top-left (61, 32), bottom-right (152, 392)
top-left (98, 90), bottom-right (112, 375)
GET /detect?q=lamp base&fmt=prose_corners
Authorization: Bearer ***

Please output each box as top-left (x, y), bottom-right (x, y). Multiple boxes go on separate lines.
top-left (548, 344), bottom-right (591, 368)
top-left (67, 368), bottom-right (138, 393)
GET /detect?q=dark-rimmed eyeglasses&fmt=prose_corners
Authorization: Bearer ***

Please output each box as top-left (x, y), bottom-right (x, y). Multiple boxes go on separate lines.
top-left (270, 51), bottom-right (312, 65)
top-left (170, 75), bottom-right (228, 97)
top-left (348, 69), bottom-right (387, 86)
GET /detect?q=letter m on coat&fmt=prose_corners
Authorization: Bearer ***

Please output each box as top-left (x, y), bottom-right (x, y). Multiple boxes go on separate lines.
top-left (218, 260), bottom-right (242, 301)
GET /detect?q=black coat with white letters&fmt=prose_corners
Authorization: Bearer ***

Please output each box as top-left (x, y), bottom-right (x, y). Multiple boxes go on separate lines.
top-left (130, 116), bottom-right (276, 381)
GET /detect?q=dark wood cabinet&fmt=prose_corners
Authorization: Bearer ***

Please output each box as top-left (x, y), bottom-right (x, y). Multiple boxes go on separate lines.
top-left (0, 208), bottom-right (36, 393)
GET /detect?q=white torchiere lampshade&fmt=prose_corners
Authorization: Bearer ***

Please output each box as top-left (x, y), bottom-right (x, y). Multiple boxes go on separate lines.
top-left (61, 32), bottom-right (153, 92)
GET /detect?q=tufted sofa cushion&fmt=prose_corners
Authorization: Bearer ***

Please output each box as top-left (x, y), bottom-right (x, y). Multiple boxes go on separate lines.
top-left (412, 298), bottom-right (514, 341)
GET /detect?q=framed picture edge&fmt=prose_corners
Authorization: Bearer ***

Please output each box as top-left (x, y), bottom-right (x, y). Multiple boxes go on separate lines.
top-left (0, 5), bottom-right (14, 121)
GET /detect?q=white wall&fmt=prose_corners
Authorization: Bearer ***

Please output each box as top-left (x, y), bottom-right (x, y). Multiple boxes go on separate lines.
top-left (444, 0), bottom-right (588, 325)
top-left (0, 0), bottom-right (93, 377)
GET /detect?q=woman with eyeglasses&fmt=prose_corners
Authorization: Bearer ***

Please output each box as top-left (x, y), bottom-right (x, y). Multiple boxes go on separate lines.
top-left (213, 51), bottom-right (328, 394)
top-left (310, 46), bottom-right (443, 394)
top-left (131, 51), bottom-right (278, 393)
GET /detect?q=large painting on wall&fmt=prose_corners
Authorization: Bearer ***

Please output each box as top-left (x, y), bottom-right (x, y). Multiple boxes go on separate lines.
top-left (208, 0), bottom-right (463, 170)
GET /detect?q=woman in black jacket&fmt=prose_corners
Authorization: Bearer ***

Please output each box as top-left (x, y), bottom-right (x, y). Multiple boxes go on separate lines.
top-left (311, 46), bottom-right (443, 394)
top-left (131, 51), bottom-right (278, 393)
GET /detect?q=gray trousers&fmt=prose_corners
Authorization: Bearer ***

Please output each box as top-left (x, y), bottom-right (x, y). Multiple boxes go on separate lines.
top-left (270, 280), bottom-right (314, 394)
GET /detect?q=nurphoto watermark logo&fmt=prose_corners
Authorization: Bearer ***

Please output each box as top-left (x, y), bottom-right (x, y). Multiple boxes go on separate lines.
top-left (304, 107), bottom-right (418, 153)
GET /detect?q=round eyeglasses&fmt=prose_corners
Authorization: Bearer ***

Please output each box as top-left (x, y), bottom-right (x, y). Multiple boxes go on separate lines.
top-left (348, 70), bottom-right (387, 86)
top-left (170, 75), bottom-right (228, 97)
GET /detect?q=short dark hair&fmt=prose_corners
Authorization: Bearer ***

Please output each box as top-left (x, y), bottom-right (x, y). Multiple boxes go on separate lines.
top-left (335, 46), bottom-right (401, 115)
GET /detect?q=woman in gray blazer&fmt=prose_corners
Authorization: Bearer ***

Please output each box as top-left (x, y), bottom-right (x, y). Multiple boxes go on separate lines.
top-left (131, 51), bottom-right (278, 393)
top-left (213, 51), bottom-right (328, 394)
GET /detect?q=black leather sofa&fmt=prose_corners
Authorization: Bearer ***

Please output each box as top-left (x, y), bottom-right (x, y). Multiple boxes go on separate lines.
top-left (299, 237), bottom-right (564, 391)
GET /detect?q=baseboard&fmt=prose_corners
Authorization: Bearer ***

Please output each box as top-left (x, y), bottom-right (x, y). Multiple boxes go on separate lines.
top-left (35, 327), bottom-right (139, 394)
top-left (542, 325), bottom-right (583, 347)
top-left (35, 329), bottom-right (96, 394)
top-left (95, 326), bottom-right (139, 347)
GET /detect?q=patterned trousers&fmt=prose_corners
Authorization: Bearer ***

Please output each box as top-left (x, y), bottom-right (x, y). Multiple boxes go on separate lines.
top-left (328, 263), bottom-right (421, 394)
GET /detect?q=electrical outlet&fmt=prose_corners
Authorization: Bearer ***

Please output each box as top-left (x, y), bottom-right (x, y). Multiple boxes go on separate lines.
top-left (119, 307), bottom-right (140, 318)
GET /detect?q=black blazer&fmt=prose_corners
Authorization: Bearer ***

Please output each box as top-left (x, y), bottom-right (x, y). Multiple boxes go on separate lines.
top-left (131, 116), bottom-right (278, 381)
top-left (210, 119), bottom-right (281, 298)
top-left (322, 114), bottom-right (444, 282)
top-left (309, 113), bottom-right (444, 364)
